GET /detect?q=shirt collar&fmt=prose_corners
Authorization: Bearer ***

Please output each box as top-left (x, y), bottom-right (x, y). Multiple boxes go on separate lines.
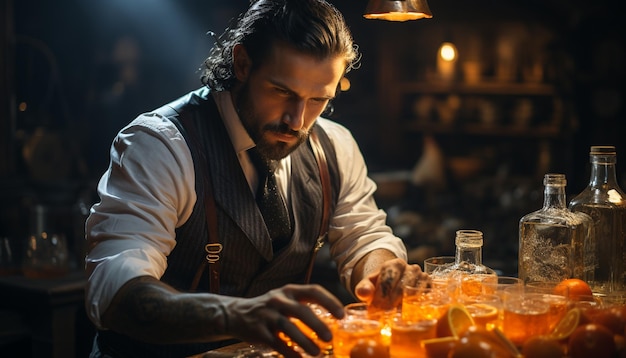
top-left (211, 90), bottom-right (255, 154)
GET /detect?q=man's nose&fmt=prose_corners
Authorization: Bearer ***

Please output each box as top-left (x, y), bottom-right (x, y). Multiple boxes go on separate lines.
top-left (282, 100), bottom-right (306, 130)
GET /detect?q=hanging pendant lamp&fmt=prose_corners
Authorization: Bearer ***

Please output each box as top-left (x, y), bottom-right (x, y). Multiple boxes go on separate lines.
top-left (364, 0), bottom-right (433, 21)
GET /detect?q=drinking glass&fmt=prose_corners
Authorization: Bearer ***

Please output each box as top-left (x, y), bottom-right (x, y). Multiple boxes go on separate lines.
top-left (278, 302), bottom-right (335, 356)
top-left (343, 301), bottom-right (395, 347)
top-left (484, 276), bottom-right (523, 298)
top-left (389, 313), bottom-right (436, 358)
top-left (460, 294), bottom-right (502, 330)
top-left (22, 232), bottom-right (69, 279)
top-left (332, 317), bottom-right (383, 358)
top-left (402, 284), bottom-right (451, 323)
top-left (525, 281), bottom-right (570, 331)
top-left (423, 256), bottom-right (455, 274)
top-left (501, 288), bottom-right (550, 346)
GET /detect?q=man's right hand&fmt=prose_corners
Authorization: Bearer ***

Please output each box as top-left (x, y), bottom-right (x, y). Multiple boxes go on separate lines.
top-left (221, 284), bottom-right (345, 358)
top-left (101, 276), bottom-right (345, 358)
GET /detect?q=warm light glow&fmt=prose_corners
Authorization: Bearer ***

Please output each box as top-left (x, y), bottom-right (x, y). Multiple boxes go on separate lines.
top-left (608, 189), bottom-right (623, 203)
top-left (19, 102), bottom-right (27, 112)
top-left (439, 42), bottom-right (457, 62)
top-left (363, 12), bottom-right (432, 21)
top-left (363, 0), bottom-right (433, 22)
top-left (339, 77), bottom-right (351, 91)
top-left (437, 42), bottom-right (458, 82)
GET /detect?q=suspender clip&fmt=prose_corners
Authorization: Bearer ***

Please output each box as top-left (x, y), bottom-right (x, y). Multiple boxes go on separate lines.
top-left (205, 243), bottom-right (223, 264)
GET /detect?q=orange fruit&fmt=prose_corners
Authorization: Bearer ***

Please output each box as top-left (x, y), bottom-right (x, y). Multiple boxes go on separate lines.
top-left (550, 308), bottom-right (582, 341)
top-left (422, 336), bottom-right (458, 358)
top-left (450, 327), bottom-right (515, 358)
top-left (591, 308), bottom-right (626, 335)
top-left (491, 327), bottom-right (522, 357)
top-left (349, 338), bottom-right (389, 358)
top-left (568, 323), bottom-right (616, 358)
top-left (436, 304), bottom-right (475, 338)
top-left (554, 278), bottom-right (593, 299)
top-left (521, 335), bottom-right (564, 358)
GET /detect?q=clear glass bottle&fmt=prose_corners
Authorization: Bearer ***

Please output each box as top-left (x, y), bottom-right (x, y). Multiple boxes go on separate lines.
top-left (22, 204), bottom-right (70, 279)
top-left (431, 229), bottom-right (497, 298)
top-left (569, 146), bottom-right (626, 294)
top-left (518, 173), bottom-right (594, 284)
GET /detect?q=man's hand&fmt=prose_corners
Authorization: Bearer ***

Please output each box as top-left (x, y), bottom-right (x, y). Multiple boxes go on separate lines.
top-left (222, 284), bottom-right (345, 358)
top-left (354, 258), bottom-right (430, 311)
top-left (101, 277), bottom-right (344, 358)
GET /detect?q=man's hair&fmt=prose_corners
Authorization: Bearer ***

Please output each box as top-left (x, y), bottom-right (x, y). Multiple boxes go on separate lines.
top-left (200, 0), bottom-right (360, 91)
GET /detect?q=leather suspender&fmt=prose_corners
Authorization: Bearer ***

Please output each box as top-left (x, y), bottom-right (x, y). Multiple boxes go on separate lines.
top-left (180, 117), bottom-right (222, 294)
top-left (304, 130), bottom-right (332, 284)
top-left (188, 127), bottom-right (331, 293)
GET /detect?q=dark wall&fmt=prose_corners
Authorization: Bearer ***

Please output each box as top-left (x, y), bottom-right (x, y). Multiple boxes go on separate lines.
top-left (1, 0), bottom-right (624, 236)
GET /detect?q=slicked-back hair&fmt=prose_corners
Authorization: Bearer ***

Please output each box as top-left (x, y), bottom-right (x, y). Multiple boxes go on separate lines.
top-left (200, 0), bottom-right (360, 92)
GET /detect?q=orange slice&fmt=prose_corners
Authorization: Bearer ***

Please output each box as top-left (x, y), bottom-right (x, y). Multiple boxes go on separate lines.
top-left (550, 307), bottom-right (581, 341)
top-left (422, 336), bottom-right (459, 358)
top-left (436, 304), bottom-right (476, 338)
top-left (465, 303), bottom-right (499, 328)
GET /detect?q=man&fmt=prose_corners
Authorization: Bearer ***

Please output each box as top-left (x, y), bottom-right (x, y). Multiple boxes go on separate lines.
top-left (85, 1), bottom-right (426, 357)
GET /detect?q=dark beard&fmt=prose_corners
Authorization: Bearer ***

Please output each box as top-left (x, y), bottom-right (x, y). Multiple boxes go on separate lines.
top-left (235, 84), bottom-right (309, 161)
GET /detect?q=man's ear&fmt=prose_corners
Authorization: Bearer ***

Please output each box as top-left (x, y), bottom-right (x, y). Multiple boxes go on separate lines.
top-left (233, 44), bottom-right (251, 81)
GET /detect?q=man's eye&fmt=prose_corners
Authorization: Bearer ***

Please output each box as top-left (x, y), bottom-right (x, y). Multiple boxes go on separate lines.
top-left (275, 88), bottom-right (291, 96)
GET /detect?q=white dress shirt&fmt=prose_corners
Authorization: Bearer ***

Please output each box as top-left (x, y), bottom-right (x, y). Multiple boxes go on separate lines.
top-left (85, 90), bottom-right (407, 327)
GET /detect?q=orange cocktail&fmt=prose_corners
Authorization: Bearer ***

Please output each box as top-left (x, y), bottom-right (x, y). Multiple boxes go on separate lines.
top-left (460, 293), bottom-right (501, 330)
top-left (277, 303), bottom-right (335, 354)
top-left (332, 317), bottom-right (383, 358)
top-left (389, 316), bottom-right (436, 358)
top-left (501, 294), bottom-right (550, 346)
top-left (465, 302), bottom-right (500, 329)
top-left (461, 274), bottom-right (498, 297)
top-left (402, 286), bottom-right (451, 323)
top-left (541, 293), bottom-right (569, 331)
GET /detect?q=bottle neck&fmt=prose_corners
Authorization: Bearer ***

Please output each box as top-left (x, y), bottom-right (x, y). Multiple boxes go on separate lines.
top-left (543, 183), bottom-right (567, 209)
top-left (455, 243), bottom-right (483, 266)
top-left (589, 155), bottom-right (619, 188)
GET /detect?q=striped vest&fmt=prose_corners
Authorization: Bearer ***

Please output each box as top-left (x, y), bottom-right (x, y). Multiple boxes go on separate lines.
top-left (97, 87), bottom-right (340, 357)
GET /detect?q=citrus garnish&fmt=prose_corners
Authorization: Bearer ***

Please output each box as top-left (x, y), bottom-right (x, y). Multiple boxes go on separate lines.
top-left (422, 336), bottom-right (459, 358)
top-left (465, 303), bottom-right (499, 326)
top-left (550, 307), bottom-right (581, 340)
top-left (436, 304), bottom-right (476, 338)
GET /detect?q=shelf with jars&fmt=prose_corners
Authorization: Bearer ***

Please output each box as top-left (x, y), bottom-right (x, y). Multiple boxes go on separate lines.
top-left (372, 20), bottom-right (574, 175)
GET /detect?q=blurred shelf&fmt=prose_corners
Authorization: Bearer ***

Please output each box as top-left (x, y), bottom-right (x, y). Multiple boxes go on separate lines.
top-left (405, 121), bottom-right (563, 138)
top-left (397, 81), bottom-right (555, 96)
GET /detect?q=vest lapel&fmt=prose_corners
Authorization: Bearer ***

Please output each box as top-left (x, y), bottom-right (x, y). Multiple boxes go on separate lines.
top-left (200, 107), bottom-right (274, 261)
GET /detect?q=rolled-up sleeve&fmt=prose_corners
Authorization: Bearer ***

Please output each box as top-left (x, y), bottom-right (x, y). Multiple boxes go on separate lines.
top-left (85, 113), bottom-right (196, 328)
top-left (317, 118), bottom-right (407, 290)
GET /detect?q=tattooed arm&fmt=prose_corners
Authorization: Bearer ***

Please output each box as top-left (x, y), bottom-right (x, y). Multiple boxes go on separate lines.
top-left (101, 276), bottom-right (345, 358)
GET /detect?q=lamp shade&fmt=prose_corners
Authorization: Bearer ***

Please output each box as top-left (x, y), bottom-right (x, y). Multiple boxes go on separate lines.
top-left (364, 0), bottom-right (433, 21)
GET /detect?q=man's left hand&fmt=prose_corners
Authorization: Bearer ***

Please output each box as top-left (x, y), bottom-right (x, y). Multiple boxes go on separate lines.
top-left (354, 258), bottom-right (430, 311)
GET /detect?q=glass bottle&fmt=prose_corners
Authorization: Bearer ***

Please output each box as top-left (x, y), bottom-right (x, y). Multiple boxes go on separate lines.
top-left (569, 146), bottom-right (626, 294)
top-left (518, 173), bottom-right (594, 284)
top-left (431, 229), bottom-right (497, 298)
top-left (22, 204), bottom-right (70, 279)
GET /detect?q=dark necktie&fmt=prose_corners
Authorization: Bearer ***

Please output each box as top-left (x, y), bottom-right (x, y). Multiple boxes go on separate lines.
top-left (248, 148), bottom-right (293, 252)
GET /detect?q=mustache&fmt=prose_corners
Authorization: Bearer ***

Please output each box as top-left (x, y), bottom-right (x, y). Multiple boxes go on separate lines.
top-left (264, 122), bottom-right (308, 138)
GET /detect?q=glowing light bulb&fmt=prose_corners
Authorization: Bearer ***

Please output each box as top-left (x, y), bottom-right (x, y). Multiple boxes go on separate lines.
top-left (436, 42), bottom-right (458, 82)
top-left (439, 43), bottom-right (457, 62)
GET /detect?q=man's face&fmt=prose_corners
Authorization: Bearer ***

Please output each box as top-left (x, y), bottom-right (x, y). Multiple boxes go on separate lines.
top-left (232, 42), bottom-right (345, 161)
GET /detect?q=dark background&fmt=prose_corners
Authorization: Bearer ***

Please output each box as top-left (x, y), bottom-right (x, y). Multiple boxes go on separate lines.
top-left (0, 0), bottom-right (624, 356)
top-left (1, 0), bottom-right (624, 283)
